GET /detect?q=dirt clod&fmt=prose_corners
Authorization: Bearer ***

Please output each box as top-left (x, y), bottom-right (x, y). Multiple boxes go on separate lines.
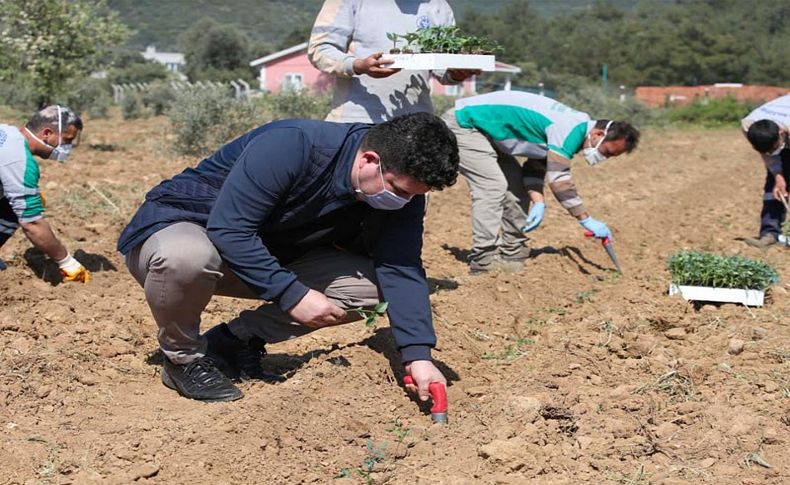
top-left (727, 339), bottom-right (745, 355)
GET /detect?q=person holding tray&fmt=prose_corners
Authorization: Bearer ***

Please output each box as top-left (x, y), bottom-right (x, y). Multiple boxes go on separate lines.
top-left (307, 0), bottom-right (477, 123)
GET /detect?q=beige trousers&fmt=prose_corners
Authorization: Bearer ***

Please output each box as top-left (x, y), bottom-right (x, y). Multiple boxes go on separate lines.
top-left (126, 222), bottom-right (380, 364)
top-left (442, 109), bottom-right (530, 263)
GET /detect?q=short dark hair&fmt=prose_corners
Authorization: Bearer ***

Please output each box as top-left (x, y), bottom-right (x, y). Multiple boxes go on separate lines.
top-left (597, 120), bottom-right (640, 153)
top-left (361, 112), bottom-right (459, 190)
top-left (746, 120), bottom-right (780, 153)
top-left (26, 105), bottom-right (83, 133)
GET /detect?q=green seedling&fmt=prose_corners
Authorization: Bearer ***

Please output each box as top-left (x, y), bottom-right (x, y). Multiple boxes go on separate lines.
top-left (353, 302), bottom-right (389, 329)
top-left (482, 338), bottom-right (533, 361)
top-left (668, 251), bottom-right (779, 290)
top-left (782, 221), bottom-right (790, 238)
top-left (575, 288), bottom-right (599, 304)
top-left (743, 450), bottom-right (772, 469)
top-left (386, 32), bottom-right (400, 53)
top-left (335, 439), bottom-right (388, 484)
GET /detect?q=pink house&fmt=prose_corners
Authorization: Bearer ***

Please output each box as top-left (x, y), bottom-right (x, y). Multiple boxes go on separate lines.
top-left (249, 42), bottom-right (521, 96)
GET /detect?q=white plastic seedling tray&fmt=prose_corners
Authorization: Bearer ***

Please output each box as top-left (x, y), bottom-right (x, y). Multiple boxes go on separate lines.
top-left (669, 284), bottom-right (765, 307)
top-left (383, 53), bottom-right (496, 71)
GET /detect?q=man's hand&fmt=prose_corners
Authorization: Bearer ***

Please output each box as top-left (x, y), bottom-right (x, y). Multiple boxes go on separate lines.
top-left (579, 215), bottom-right (612, 240)
top-left (288, 289), bottom-right (346, 328)
top-left (447, 69), bottom-right (481, 82)
top-left (773, 174), bottom-right (788, 202)
top-left (58, 254), bottom-right (90, 283)
top-left (404, 360), bottom-right (446, 402)
top-left (353, 53), bottom-right (401, 78)
top-left (522, 202), bottom-right (545, 233)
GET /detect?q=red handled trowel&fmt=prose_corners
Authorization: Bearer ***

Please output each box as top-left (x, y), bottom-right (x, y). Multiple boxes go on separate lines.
top-left (403, 375), bottom-right (448, 424)
top-left (584, 231), bottom-right (622, 274)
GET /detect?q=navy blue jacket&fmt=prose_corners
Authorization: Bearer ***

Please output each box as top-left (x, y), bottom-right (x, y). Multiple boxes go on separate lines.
top-left (118, 120), bottom-right (434, 362)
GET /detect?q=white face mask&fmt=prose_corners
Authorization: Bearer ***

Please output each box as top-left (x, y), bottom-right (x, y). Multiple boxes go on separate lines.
top-left (768, 139), bottom-right (786, 157)
top-left (25, 105), bottom-right (72, 162)
top-left (355, 162), bottom-right (412, 210)
top-left (583, 120), bottom-right (613, 166)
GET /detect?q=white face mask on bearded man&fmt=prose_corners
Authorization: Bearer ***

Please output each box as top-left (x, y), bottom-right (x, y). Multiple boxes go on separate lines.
top-left (583, 120), bottom-right (613, 166)
top-left (25, 105), bottom-right (73, 162)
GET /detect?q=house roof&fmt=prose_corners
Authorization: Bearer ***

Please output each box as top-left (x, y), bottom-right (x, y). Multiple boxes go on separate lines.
top-left (494, 61), bottom-right (521, 74)
top-left (250, 42), bottom-right (309, 67)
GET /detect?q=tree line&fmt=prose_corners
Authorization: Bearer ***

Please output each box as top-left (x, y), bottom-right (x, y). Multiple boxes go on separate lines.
top-left (460, 0), bottom-right (789, 90)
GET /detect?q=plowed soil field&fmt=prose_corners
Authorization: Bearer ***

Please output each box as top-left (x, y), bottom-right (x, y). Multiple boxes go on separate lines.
top-left (1, 112), bottom-right (788, 484)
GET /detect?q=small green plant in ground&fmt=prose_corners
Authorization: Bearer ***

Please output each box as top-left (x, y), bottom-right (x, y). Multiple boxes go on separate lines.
top-left (335, 439), bottom-right (388, 484)
top-left (668, 251), bottom-right (779, 290)
top-left (482, 338), bottom-right (533, 361)
top-left (353, 302), bottom-right (388, 329)
top-left (575, 288), bottom-right (599, 304)
top-left (782, 222), bottom-right (790, 238)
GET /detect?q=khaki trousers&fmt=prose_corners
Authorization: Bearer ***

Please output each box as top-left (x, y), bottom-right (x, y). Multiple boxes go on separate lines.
top-left (442, 109), bottom-right (529, 263)
top-left (126, 222), bottom-right (380, 364)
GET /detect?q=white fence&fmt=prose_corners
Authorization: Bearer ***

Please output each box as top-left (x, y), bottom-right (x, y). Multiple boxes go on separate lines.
top-left (111, 79), bottom-right (251, 103)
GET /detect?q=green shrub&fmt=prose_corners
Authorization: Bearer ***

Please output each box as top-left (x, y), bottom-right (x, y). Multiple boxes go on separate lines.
top-left (63, 78), bottom-right (113, 119)
top-left (431, 95), bottom-right (457, 117)
top-left (664, 96), bottom-right (757, 127)
top-left (668, 251), bottom-right (779, 290)
top-left (558, 85), bottom-right (656, 128)
top-left (0, 74), bottom-right (38, 111)
top-left (121, 92), bottom-right (145, 120)
top-left (141, 82), bottom-right (177, 116)
top-left (255, 90), bottom-right (330, 121)
top-left (168, 88), bottom-right (257, 156)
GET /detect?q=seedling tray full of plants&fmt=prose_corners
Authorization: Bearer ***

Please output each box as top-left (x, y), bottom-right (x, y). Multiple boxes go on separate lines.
top-left (382, 26), bottom-right (498, 71)
top-left (667, 251), bottom-right (779, 307)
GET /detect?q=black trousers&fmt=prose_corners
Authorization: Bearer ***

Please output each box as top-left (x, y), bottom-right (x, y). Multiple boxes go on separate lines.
top-left (0, 198), bottom-right (19, 248)
top-left (759, 148), bottom-right (790, 237)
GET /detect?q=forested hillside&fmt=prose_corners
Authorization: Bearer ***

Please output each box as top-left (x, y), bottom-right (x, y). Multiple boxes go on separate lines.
top-left (108, 0), bottom-right (654, 50)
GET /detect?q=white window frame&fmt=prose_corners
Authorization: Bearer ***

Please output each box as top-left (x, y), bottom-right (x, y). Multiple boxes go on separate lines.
top-left (282, 73), bottom-right (304, 91)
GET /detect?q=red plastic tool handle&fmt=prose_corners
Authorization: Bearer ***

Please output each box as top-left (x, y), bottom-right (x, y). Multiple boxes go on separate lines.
top-left (584, 230), bottom-right (610, 245)
top-left (403, 375), bottom-right (448, 414)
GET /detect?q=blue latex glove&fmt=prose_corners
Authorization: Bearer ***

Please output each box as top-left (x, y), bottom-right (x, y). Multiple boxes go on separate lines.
top-left (522, 202), bottom-right (545, 233)
top-left (579, 216), bottom-right (612, 240)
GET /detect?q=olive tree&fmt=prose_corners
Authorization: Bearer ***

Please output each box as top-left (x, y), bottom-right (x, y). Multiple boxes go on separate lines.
top-left (0, 0), bottom-right (129, 107)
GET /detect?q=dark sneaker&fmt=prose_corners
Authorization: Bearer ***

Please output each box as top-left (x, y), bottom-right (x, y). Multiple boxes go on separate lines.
top-left (743, 234), bottom-right (777, 248)
top-left (161, 356), bottom-right (243, 402)
top-left (204, 323), bottom-right (285, 383)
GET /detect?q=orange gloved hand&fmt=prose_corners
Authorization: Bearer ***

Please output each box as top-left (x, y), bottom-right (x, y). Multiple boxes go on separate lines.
top-left (57, 254), bottom-right (90, 283)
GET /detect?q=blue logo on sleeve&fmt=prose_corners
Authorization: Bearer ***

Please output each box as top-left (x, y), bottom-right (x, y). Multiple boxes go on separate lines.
top-left (0, 129), bottom-right (6, 148)
top-left (416, 15), bottom-right (431, 29)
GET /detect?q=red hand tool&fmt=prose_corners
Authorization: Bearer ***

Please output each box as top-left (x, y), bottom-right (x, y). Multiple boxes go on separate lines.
top-left (403, 375), bottom-right (448, 424)
top-left (584, 230), bottom-right (622, 274)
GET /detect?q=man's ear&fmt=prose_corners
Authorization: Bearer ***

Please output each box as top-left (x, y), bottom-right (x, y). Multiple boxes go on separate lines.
top-left (360, 150), bottom-right (381, 166)
top-left (39, 127), bottom-right (54, 138)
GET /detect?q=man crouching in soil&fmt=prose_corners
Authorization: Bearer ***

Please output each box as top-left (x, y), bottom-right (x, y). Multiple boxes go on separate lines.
top-left (117, 113), bottom-right (459, 402)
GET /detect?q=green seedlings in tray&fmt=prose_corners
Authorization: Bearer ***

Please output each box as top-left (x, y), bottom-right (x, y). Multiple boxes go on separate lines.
top-left (667, 251), bottom-right (779, 290)
top-left (353, 301), bottom-right (389, 329)
top-left (386, 26), bottom-right (501, 55)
